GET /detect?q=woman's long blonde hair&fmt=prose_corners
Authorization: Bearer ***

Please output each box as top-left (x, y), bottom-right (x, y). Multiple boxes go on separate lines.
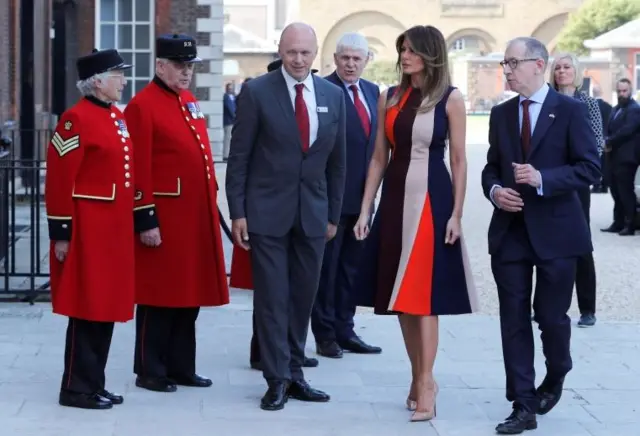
top-left (387, 25), bottom-right (451, 113)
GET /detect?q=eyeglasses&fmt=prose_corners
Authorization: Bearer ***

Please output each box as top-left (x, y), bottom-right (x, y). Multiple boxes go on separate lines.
top-left (499, 58), bottom-right (538, 69)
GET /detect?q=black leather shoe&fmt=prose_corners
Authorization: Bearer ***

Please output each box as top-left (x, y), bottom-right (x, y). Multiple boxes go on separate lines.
top-left (170, 373), bottom-right (213, 387)
top-left (495, 407), bottom-right (537, 434)
top-left (98, 389), bottom-right (123, 405)
top-left (260, 381), bottom-right (289, 411)
top-left (338, 336), bottom-right (382, 354)
top-left (59, 391), bottom-right (112, 410)
top-left (316, 341), bottom-right (343, 358)
top-left (135, 376), bottom-right (177, 392)
top-left (601, 223), bottom-right (623, 233)
top-left (618, 226), bottom-right (635, 236)
top-left (537, 377), bottom-right (564, 415)
top-left (288, 379), bottom-right (330, 402)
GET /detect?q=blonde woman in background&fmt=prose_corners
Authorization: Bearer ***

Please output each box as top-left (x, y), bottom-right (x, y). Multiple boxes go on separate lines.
top-left (546, 52), bottom-right (604, 328)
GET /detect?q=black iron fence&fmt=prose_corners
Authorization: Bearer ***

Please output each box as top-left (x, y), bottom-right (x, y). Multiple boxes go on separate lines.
top-left (0, 128), bottom-right (234, 303)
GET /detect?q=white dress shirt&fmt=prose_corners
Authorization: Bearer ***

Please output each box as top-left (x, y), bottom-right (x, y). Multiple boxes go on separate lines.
top-left (281, 67), bottom-right (319, 147)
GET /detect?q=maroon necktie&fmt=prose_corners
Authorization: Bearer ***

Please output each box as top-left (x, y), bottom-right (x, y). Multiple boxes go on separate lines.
top-left (350, 84), bottom-right (370, 137)
top-left (294, 83), bottom-right (310, 152)
top-left (521, 100), bottom-right (532, 157)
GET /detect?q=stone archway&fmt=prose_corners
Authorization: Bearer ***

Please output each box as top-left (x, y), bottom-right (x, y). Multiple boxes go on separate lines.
top-left (319, 11), bottom-right (406, 75)
top-left (446, 28), bottom-right (496, 55)
top-left (531, 13), bottom-right (569, 51)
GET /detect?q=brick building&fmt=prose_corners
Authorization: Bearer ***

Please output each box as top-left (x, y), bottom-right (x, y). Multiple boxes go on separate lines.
top-left (0, 0), bottom-right (225, 155)
top-left (55, 0), bottom-right (225, 153)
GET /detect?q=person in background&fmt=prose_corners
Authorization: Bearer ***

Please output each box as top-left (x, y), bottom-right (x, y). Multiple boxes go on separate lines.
top-left (45, 48), bottom-right (134, 410)
top-left (591, 85), bottom-right (612, 193)
top-left (124, 33), bottom-right (230, 394)
top-left (312, 32), bottom-right (382, 359)
top-left (222, 82), bottom-right (236, 161)
top-left (547, 52), bottom-right (603, 328)
top-left (600, 78), bottom-right (640, 236)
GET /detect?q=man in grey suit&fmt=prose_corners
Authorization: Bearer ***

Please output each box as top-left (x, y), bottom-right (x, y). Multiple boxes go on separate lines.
top-left (226, 22), bottom-right (347, 411)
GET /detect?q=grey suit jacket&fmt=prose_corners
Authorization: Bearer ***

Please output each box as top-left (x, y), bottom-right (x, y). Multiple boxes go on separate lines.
top-left (225, 69), bottom-right (347, 238)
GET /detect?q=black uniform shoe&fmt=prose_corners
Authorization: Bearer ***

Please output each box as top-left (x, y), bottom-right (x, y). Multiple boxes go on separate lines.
top-left (495, 407), bottom-right (537, 434)
top-left (316, 341), bottom-right (343, 358)
top-left (59, 391), bottom-right (113, 410)
top-left (601, 223), bottom-right (623, 233)
top-left (98, 389), bottom-right (123, 405)
top-left (287, 379), bottom-right (330, 402)
top-left (260, 381), bottom-right (289, 411)
top-left (170, 373), bottom-right (212, 387)
top-left (338, 336), bottom-right (382, 354)
top-left (135, 376), bottom-right (177, 392)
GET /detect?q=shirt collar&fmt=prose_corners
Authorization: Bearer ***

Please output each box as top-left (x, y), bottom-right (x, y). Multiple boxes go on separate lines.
top-left (281, 66), bottom-right (314, 91)
top-left (336, 73), bottom-right (360, 90)
top-left (519, 83), bottom-right (549, 105)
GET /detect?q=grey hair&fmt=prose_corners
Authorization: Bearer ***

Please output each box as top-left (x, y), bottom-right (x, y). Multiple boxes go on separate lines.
top-left (508, 37), bottom-right (549, 69)
top-left (76, 71), bottom-right (110, 97)
top-left (335, 32), bottom-right (369, 57)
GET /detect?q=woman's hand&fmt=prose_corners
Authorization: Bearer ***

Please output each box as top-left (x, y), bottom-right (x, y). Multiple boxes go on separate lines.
top-left (444, 216), bottom-right (461, 245)
top-left (353, 214), bottom-right (371, 241)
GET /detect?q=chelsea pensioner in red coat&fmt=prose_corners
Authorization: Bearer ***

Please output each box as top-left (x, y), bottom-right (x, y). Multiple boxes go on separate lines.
top-left (123, 34), bottom-right (229, 393)
top-left (45, 48), bottom-right (134, 410)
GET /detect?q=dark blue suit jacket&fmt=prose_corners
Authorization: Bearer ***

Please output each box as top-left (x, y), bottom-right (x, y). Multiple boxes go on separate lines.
top-left (223, 93), bottom-right (236, 126)
top-left (324, 72), bottom-right (379, 215)
top-left (481, 87), bottom-right (601, 261)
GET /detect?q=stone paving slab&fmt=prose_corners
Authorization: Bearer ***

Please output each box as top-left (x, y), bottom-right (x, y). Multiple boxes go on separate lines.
top-left (0, 292), bottom-right (639, 436)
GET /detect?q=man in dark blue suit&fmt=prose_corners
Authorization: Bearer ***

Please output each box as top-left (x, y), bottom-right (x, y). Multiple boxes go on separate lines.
top-left (481, 37), bottom-right (600, 434)
top-left (311, 32), bottom-right (382, 358)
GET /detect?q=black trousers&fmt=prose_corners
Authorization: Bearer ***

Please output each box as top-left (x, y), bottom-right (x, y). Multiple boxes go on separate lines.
top-left (61, 317), bottom-right (114, 395)
top-left (609, 162), bottom-right (638, 227)
top-left (133, 305), bottom-right (200, 379)
top-left (575, 188), bottom-right (596, 315)
top-left (250, 312), bottom-right (260, 363)
top-left (311, 214), bottom-right (361, 343)
top-left (494, 219), bottom-right (575, 412)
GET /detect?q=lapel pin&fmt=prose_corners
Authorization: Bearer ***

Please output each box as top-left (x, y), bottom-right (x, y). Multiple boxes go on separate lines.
top-left (549, 114), bottom-right (555, 118)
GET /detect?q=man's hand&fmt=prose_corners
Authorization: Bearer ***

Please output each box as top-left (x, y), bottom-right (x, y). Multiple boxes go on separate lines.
top-left (54, 241), bottom-right (70, 262)
top-left (512, 163), bottom-right (541, 188)
top-left (140, 227), bottom-right (162, 247)
top-left (232, 218), bottom-right (250, 250)
top-left (494, 187), bottom-right (524, 212)
top-left (326, 223), bottom-right (337, 241)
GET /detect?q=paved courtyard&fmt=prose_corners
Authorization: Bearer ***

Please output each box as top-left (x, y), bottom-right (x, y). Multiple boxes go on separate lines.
top-left (1, 118), bottom-right (639, 435)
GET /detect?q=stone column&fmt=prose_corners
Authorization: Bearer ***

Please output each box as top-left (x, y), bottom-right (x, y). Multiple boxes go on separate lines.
top-left (196, 0), bottom-right (224, 157)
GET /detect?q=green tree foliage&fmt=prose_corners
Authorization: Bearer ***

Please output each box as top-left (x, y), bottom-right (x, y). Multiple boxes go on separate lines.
top-left (556, 0), bottom-right (640, 55)
top-left (362, 61), bottom-right (399, 85)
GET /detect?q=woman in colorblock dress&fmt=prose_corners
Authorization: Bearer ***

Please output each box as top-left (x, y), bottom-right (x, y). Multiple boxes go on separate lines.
top-left (353, 25), bottom-right (479, 422)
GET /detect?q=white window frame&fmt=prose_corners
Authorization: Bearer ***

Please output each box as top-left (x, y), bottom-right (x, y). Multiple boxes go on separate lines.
top-left (95, 0), bottom-right (156, 109)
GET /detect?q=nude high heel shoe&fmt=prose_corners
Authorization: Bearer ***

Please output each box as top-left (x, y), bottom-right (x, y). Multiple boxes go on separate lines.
top-left (410, 381), bottom-right (438, 422)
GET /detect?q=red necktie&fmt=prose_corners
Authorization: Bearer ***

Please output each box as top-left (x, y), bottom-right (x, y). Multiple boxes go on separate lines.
top-left (294, 83), bottom-right (310, 152)
top-left (350, 84), bottom-right (370, 137)
top-left (521, 100), bottom-right (532, 157)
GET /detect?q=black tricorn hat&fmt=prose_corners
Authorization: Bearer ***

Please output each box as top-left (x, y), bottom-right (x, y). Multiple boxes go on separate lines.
top-left (267, 58), bottom-right (319, 74)
top-left (76, 48), bottom-right (132, 81)
top-left (156, 33), bottom-right (202, 62)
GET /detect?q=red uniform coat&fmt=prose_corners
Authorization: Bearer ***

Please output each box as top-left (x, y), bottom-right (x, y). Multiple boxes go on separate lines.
top-left (45, 97), bottom-right (136, 322)
top-left (229, 245), bottom-right (253, 290)
top-left (124, 77), bottom-right (229, 308)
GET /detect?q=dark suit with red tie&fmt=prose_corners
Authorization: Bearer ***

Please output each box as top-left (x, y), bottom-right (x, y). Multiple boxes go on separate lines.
top-left (482, 85), bottom-right (600, 413)
top-left (310, 72), bottom-right (381, 355)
